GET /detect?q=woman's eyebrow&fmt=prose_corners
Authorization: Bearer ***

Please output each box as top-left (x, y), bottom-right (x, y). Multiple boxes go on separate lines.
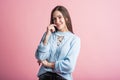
top-left (53, 15), bottom-right (62, 18)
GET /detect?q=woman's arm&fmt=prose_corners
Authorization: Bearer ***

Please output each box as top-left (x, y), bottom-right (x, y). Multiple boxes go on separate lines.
top-left (54, 37), bottom-right (81, 73)
top-left (35, 33), bottom-right (51, 60)
top-left (43, 24), bottom-right (56, 45)
top-left (41, 60), bottom-right (55, 68)
top-left (35, 24), bottom-right (56, 61)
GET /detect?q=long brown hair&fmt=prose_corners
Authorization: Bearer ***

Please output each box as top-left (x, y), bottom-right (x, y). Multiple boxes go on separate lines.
top-left (50, 5), bottom-right (73, 33)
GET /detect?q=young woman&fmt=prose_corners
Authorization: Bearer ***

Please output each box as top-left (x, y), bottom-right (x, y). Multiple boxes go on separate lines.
top-left (35, 5), bottom-right (81, 80)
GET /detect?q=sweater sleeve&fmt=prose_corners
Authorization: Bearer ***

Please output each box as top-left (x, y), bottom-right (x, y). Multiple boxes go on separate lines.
top-left (54, 36), bottom-right (81, 73)
top-left (35, 33), bottom-right (51, 61)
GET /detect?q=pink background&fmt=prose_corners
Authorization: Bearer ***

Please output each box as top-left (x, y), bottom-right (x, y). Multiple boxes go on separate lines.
top-left (0, 0), bottom-right (120, 80)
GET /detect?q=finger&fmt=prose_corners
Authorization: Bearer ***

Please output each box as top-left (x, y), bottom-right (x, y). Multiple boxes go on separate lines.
top-left (37, 60), bottom-right (41, 63)
top-left (53, 24), bottom-right (57, 27)
top-left (50, 24), bottom-right (57, 28)
top-left (38, 63), bottom-right (41, 65)
top-left (37, 60), bottom-right (41, 66)
top-left (51, 27), bottom-right (55, 32)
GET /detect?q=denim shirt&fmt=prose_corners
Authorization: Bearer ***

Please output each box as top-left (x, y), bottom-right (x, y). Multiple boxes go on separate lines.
top-left (35, 31), bottom-right (81, 80)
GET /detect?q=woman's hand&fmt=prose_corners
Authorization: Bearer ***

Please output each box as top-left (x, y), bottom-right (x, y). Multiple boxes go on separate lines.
top-left (46, 24), bottom-right (56, 36)
top-left (37, 60), bottom-right (41, 66)
top-left (41, 60), bottom-right (48, 67)
top-left (42, 60), bottom-right (55, 69)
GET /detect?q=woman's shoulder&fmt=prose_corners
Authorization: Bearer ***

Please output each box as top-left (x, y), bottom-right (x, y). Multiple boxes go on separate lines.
top-left (70, 32), bottom-right (80, 40)
top-left (69, 34), bottom-right (80, 46)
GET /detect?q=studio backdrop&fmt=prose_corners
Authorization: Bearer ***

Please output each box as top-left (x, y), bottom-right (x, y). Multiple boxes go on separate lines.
top-left (0, 0), bottom-right (120, 80)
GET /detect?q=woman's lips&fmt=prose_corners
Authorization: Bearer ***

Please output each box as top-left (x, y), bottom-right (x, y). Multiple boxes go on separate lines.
top-left (56, 24), bottom-right (61, 27)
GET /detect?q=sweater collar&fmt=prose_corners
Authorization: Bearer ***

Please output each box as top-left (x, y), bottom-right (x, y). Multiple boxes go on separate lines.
top-left (55, 31), bottom-right (71, 36)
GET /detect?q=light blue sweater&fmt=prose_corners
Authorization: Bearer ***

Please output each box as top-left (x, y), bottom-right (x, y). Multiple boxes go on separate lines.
top-left (35, 31), bottom-right (81, 80)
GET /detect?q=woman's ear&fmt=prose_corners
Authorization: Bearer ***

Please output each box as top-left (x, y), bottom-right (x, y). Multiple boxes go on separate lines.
top-left (65, 18), bottom-right (68, 21)
top-left (65, 18), bottom-right (69, 24)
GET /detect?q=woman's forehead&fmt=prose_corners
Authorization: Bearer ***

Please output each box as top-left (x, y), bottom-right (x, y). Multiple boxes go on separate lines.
top-left (53, 11), bottom-right (63, 18)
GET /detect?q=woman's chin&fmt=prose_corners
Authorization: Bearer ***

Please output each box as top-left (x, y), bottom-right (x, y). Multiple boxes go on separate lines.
top-left (56, 27), bottom-right (61, 30)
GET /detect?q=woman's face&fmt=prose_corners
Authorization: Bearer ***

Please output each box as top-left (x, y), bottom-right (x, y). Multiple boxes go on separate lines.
top-left (52, 10), bottom-right (68, 32)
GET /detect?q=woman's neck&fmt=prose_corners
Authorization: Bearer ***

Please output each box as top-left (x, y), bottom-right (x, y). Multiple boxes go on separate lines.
top-left (58, 26), bottom-right (69, 32)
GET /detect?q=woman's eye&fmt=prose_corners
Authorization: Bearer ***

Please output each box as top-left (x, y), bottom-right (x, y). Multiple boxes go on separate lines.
top-left (58, 16), bottom-right (61, 19)
top-left (53, 18), bottom-right (56, 21)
